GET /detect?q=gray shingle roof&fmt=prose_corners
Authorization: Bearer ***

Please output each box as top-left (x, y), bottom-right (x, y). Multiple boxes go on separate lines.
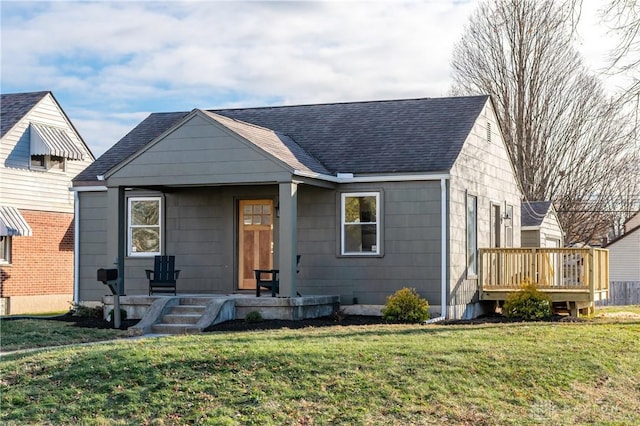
top-left (0, 91), bottom-right (49, 137)
top-left (74, 95), bottom-right (489, 183)
top-left (521, 201), bottom-right (552, 227)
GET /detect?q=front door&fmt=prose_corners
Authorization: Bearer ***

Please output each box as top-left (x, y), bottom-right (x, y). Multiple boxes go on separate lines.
top-left (238, 199), bottom-right (274, 289)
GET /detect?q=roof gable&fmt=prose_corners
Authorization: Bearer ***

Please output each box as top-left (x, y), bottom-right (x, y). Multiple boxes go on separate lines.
top-left (106, 111), bottom-right (305, 186)
top-left (74, 95), bottom-right (489, 184)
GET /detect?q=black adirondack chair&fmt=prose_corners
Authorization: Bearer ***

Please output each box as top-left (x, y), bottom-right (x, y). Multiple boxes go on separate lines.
top-left (146, 255), bottom-right (180, 295)
top-left (255, 255), bottom-right (301, 297)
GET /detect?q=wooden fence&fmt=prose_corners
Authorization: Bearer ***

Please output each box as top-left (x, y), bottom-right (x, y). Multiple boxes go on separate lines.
top-left (596, 281), bottom-right (640, 306)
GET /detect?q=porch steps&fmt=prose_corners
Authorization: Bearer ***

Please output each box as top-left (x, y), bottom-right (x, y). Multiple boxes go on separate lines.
top-left (151, 300), bottom-right (208, 334)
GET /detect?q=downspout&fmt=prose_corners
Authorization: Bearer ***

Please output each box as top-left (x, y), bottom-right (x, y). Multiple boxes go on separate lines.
top-left (441, 177), bottom-right (447, 319)
top-left (426, 177), bottom-right (448, 324)
top-left (73, 190), bottom-right (80, 306)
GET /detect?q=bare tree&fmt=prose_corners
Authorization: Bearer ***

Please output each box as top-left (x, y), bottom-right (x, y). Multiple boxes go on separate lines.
top-left (450, 0), bottom-right (639, 245)
top-left (603, 0), bottom-right (640, 102)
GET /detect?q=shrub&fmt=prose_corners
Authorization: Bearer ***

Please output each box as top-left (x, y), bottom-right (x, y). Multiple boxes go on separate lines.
top-left (106, 308), bottom-right (127, 322)
top-left (72, 304), bottom-right (103, 319)
top-left (245, 311), bottom-right (263, 323)
top-left (382, 287), bottom-right (430, 323)
top-left (502, 281), bottom-right (552, 320)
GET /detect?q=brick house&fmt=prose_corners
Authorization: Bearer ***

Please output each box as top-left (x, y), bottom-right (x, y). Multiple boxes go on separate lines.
top-left (0, 91), bottom-right (95, 314)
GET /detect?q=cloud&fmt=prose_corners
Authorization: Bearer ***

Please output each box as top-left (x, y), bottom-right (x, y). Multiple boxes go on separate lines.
top-left (0, 0), bottom-right (620, 157)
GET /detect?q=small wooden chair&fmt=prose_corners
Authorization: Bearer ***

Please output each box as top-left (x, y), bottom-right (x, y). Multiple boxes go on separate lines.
top-left (146, 255), bottom-right (180, 295)
top-left (255, 255), bottom-right (301, 297)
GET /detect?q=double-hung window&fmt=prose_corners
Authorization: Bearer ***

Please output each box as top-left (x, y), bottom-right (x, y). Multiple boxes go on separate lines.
top-left (128, 197), bottom-right (161, 256)
top-left (466, 194), bottom-right (478, 277)
top-left (341, 192), bottom-right (380, 255)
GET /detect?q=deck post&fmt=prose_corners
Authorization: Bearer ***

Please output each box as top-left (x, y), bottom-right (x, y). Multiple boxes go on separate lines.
top-left (589, 248), bottom-right (595, 302)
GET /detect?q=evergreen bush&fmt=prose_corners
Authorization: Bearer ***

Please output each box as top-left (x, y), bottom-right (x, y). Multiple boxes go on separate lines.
top-left (502, 281), bottom-right (552, 320)
top-left (382, 287), bottom-right (430, 323)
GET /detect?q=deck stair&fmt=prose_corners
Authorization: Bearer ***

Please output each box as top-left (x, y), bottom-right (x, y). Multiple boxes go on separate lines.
top-left (151, 298), bottom-right (208, 334)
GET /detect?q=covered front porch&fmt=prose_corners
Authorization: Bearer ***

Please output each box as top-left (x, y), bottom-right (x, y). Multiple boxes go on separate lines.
top-left (479, 247), bottom-right (609, 316)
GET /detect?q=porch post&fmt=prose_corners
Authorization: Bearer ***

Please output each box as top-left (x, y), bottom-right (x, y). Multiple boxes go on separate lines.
top-left (106, 186), bottom-right (126, 328)
top-left (278, 182), bottom-right (298, 297)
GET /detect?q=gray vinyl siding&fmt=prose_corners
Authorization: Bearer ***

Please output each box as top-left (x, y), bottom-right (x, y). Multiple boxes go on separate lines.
top-left (77, 191), bottom-right (109, 302)
top-left (297, 181), bottom-right (443, 306)
top-left (107, 115), bottom-right (292, 187)
top-left (0, 95), bottom-right (93, 213)
top-left (448, 100), bottom-right (522, 318)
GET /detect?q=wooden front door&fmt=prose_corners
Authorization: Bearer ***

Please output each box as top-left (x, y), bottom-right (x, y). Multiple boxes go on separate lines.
top-left (238, 199), bottom-right (274, 289)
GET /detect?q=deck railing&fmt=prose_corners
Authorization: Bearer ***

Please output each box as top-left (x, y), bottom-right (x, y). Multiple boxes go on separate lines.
top-left (479, 247), bottom-right (609, 293)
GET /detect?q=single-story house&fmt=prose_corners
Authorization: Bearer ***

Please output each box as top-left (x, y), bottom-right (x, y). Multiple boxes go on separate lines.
top-left (1, 91), bottom-right (95, 315)
top-left (72, 95), bottom-right (522, 319)
top-left (521, 201), bottom-right (564, 248)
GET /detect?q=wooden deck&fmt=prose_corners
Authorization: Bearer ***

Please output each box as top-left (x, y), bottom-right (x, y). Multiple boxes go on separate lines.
top-left (479, 248), bottom-right (609, 316)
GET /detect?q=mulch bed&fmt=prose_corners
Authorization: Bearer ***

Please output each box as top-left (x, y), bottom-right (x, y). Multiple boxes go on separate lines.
top-left (14, 311), bottom-right (582, 332)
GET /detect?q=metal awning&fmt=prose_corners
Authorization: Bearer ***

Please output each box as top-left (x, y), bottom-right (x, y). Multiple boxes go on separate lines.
top-left (30, 123), bottom-right (84, 160)
top-left (0, 206), bottom-right (32, 237)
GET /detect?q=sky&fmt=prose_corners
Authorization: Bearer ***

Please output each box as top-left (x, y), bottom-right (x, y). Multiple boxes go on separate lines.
top-left (0, 0), bottom-right (622, 158)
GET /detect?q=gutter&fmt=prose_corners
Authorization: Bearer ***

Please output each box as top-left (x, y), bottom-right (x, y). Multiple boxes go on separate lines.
top-left (294, 169), bottom-right (450, 183)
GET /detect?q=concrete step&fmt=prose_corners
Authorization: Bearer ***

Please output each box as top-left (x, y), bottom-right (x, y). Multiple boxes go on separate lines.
top-left (179, 297), bottom-right (213, 306)
top-left (151, 323), bottom-right (195, 334)
top-left (162, 313), bottom-right (201, 324)
top-left (170, 305), bottom-right (206, 315)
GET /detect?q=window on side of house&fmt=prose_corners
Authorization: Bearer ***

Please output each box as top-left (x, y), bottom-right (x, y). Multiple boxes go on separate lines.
top-left (0, 236), bottom-right (11, 264)
top-left (341, 192), bottom-right (380, 255)
top-left (30, 154), bottom-right (66, 171)
top-left (466, 194), bottom-right (478, 277)
top-left (128, 197), bottom-right (162, 257)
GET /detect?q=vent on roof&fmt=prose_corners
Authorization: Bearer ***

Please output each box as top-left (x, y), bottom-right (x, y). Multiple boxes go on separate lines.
top-left (486, 121), bottom-right (492, 143)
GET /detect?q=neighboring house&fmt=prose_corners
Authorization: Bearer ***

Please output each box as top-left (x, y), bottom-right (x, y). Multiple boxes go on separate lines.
top-left (604, 211), bottom-right (640, 282)
top-left (623, 210), bottom-right (640, 234)
top-left (0, 91), bottom-right (95, 315)
top-left (72, 95), bottom-right (522, 319)
top-left (521, 201), bottom-right (564, 248)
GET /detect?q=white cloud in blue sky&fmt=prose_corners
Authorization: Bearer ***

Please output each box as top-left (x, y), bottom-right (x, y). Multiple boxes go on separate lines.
top-left (1, 0), bottom-right (619, 157)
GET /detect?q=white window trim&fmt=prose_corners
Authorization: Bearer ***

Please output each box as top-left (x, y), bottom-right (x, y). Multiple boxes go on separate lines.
top-left (340, 191), bottom-right (381, 256)
top-left (0, 236), bottom-right (11, 264)
top-left (127, 196), bottom-right (162, 257)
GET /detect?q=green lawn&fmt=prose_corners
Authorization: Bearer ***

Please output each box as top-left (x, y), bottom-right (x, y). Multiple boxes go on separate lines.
top-left (1, 317), bottom-right (639, 425)
top-left (0, 319), bottom-right (130, 352)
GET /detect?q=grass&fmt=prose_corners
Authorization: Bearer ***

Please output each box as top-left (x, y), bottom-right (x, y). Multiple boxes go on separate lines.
top-left (1, 315), bottom-right (639, 425)
top-left (0, 319), bottom-right (130, 352)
